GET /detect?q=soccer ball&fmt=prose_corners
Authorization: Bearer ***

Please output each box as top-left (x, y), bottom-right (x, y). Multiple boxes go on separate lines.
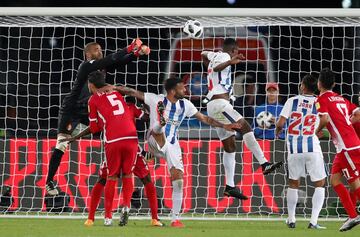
top-left (183, 20), bottom-right (203, 38)
top-left (256, 111), bottom-right (273, 129)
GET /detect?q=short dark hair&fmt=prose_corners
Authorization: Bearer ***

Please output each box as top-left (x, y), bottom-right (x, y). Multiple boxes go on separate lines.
top-left (164, 77), bottom-right (183, 92)
top-left (318, 68), bottom-right (335, 90)
top-left (88, 71), bottom-right (106, 88)
top-left (223, 38), bottom-right (237, 51)
top-left (302, 74), bottom-right (317, 93)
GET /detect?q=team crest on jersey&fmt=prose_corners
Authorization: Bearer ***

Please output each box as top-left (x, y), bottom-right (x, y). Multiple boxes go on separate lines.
top-left (315, 102), bottom-right (321, 110)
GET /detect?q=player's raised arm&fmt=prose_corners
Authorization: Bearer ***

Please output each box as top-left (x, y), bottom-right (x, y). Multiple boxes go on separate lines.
top-left (115, 86), bottom-right (145, 101)
top-left (193, 112), bottom-right (240, 131)
top-left (201, 51), bottom-right (211, 68)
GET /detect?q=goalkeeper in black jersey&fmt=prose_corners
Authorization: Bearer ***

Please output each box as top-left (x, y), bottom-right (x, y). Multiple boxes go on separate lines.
top-left (45, 39), bottom-right (150, 195)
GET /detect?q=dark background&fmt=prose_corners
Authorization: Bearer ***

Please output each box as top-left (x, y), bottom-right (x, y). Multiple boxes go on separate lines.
top-left (0, 0), bottom-right (344, 8)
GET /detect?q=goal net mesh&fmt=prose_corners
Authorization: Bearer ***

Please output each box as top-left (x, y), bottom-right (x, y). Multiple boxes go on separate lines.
top-left (0, 15), bottom-right (359, 219)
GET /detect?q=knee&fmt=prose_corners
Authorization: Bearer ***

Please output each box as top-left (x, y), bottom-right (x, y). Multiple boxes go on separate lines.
top-left (141, 174), bottom-right (152, 185)
top-left (55, 134), bottom-right (70, 152)
top-left (238, 119), bottom-right (252, 134)
top-left (172, 179), bottom-right (183, 191)
top-left (314, 179), bottom-right (325, 188)
top-left (98, 178), bottom-right (107, 186)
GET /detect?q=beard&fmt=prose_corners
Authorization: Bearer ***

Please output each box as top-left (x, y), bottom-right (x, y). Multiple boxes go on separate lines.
top-left (174, 94), bottom-right (184, 100)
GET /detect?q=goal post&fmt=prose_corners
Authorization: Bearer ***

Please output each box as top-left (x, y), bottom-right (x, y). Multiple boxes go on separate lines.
top-left (0, 8), bottom-right (359, 219)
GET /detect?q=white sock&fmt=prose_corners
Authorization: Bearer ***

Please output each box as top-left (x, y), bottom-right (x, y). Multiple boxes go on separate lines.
top-left (310, 187), bottom-right (325, 225)
top-left (287, 188), bottom-right (298, 223)
top-left (223, 152), bottom-right (235, 187)
top-left (243, 132), bottom-right (267, 164)
top-left (171, 179), bottom-right (183, 222)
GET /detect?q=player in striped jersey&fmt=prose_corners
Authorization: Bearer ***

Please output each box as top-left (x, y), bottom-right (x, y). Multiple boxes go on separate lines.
top-left (202, 38), bottom-right (282, 200)
top-left (116, 77), bottom-right (240, 227)
top-left (276, 74), bottom-right (327, 229)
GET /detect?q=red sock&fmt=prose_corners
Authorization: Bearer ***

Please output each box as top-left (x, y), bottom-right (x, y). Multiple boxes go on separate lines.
top-left (122, 177), bottom-right (134, 208)
top-left (350, 191), bottom-right (358, 207)
top-left (87, 181), bottom-right (105, 221)
top-left (144, 182), bottom-right (158, 220)
top-left (333, 184), bottom-right (357, 218)
top-left (104, 179), bottom-right (117, 219)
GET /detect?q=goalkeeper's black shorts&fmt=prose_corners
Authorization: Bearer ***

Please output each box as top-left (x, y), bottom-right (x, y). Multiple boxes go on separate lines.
top-left (57, 109), bottom-right (89, 135)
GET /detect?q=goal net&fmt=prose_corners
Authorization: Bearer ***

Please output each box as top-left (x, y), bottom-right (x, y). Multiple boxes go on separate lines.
top-left (0, 10), bottom-right (359, 219)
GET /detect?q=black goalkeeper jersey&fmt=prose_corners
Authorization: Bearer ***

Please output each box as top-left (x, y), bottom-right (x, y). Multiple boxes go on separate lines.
top-left (60, 49), bottom-right (135, 114)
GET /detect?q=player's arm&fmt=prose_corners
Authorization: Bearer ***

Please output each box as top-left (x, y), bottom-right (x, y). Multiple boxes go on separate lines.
top-left (114, 86), bottom-right (145, 101)
top-left (275, 116), bottom-right (287, 138)
top-left (193, 112), bottom-right (241, 131)
top-left (315, 114), bottom-right (329, 138)
top-left (86, 50), bottom-right (134, 71)
top-left (213, 54), bottom-right (244, 72)
top-left (88, 98), bottom-right (102, 134)
top-left (201, 51), bottom-right (211, 68)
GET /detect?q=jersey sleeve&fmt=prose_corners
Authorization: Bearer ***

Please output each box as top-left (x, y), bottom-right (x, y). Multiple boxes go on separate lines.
top-left (144, 92), bottom-right (160, 107)
top-left (347, 100), bottom-right (359, 115)
top-left (88, 96), bottom-right (102, 134)
top-left (128, 103), bottom-right (144, 119)
top-left (184, 99), bottom-right (199, 117)
top-left (315, 97), bottom-right (328, 115)
top-left (279, 99), bottom-right (292, 119)
top-left (86, 49), bottom-right (134, 71)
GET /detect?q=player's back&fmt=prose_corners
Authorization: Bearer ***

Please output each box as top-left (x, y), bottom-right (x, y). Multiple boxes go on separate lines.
top-left (91, 91), bottom-right (138, 143)
top-left (316, 91), bottom-right (360, 151)
top-left (206, 51), bottom-right (232, 99)
top-left (281, 95), bottom-right (320, 154)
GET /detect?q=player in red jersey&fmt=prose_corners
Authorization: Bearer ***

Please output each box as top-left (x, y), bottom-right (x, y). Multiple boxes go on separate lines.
top-left (315, 68), bottom-right (360, 232)
top-left (87, 71), bottom-right (138, 226)
top-left (62, 97), bottom-right (163, 227)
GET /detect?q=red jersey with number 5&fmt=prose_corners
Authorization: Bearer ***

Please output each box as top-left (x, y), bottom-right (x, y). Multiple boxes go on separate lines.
top-left (88, 91), bottom-right (138, 143)
top-left (315, 91), bottom-right (360, 152)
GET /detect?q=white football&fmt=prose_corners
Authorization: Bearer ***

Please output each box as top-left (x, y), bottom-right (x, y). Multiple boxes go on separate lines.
top-left (183, 20), bottom-right (203, 38)
top-left (256, 111), bottom-right (273, 129)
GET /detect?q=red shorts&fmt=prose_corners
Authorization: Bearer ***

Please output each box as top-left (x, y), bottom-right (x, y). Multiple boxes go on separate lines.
top-left (99, 149), bottom-right (149, 179)
top-left (104, 139), bottom-right (138, 177)
top-left (331, 148), bottom-right (360, 183)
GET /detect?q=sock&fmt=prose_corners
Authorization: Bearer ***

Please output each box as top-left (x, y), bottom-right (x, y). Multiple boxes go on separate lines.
top-left (46, 148), bottom-right (64, 183)
top-left (354, 187), bottom-right (360, 207)
top-left (350, 191), bottom-right (357, 207)
top-left (287, 188), bottom-right (298, 223)
top-left (310, 187), bottom-right (325, 225)
top-left (122, 177), bottom-right (134, 210)
top-left (171, 179), bottom-right (183, 222)
top-left (104, 179), bottom-right (116, 219)
top-left (333, 184), bottom-right (357, 218)
top-left (243, 132), bottom-right (267, 164)
top-left (223, 152), bottom-right (236, 187)
top-left (144, 182), bottom-right (158, 220)
top-left (87, 181), bottom-right (105, 221)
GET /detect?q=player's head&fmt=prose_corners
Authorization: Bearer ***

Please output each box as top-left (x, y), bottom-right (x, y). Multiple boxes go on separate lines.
top-left (300, 74), bottom-right (317, 94)
top-left (84, 42), bottom-right (103, 61)
top-left (164, 77), bottom-right (186, 100)
top-left (265, 82), bottom-right (279, 104)
top-left (88, 71), bottom-right (106, 93)
top-left (223, 38), bottom-right (238, 57)
top-left (318, 68), bottom-right (335, 91)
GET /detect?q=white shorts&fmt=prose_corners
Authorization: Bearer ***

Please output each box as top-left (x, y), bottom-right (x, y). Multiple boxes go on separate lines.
top-left (147, 131), bottom-right (184, 173)
top-left (287, 152), bottom-right (327, 182)
top-left (206, 98), bottom-right (243, 140)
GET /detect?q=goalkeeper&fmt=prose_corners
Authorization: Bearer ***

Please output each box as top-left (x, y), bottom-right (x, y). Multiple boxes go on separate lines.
top-left (45, 39), bottom-right (150, 195)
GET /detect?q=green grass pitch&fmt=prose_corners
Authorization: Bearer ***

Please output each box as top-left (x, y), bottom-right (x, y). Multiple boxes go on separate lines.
top-left (1, 218), bottom-right (360, 237)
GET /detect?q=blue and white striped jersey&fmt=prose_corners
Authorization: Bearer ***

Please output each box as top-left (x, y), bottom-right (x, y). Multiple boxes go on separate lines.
top-left (280, 95), bottom-right (321, 154)
top-left (144, 93), bottom-right (198, 144)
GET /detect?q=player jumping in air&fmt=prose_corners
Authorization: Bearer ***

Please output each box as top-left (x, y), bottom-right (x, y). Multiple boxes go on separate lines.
top-left (276, 74), bottom-right (327, 229)
top-left (201, 38), bottom-right (282, 200)
top-left (116, 77), bottom-right (240, 227)
top-left (315, 68), bottom-right (360, 232)
top-left (61, 93), bottom-right (163, 227)
top-left (45, 39), bottom-right (150, 195)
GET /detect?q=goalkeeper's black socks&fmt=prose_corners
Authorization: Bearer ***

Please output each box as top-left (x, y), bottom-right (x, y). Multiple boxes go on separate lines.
top-left (46, 148), bottom-right (64, 183)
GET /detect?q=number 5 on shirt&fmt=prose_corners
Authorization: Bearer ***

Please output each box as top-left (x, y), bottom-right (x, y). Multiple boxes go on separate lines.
top-left (107, 94), bottom-right (124, 115)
